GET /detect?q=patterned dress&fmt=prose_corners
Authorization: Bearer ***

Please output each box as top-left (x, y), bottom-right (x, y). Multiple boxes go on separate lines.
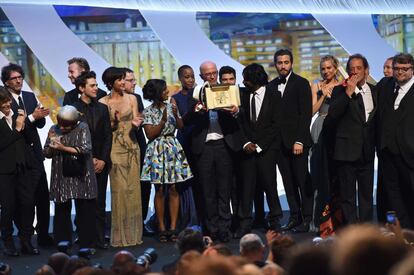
top-left (105, 96), bottom-right (142, 247)
top-left (45, 122), bottom-right (97, 203)
top-left (141, 103), bottom-right (193, 184)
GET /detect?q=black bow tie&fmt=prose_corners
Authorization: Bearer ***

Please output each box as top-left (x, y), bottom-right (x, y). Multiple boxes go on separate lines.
top-left (277, 77), bottom-right (286, 85)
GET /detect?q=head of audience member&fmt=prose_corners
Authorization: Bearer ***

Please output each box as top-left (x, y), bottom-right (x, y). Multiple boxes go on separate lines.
top-left (383, 57), bottom-right (394, 77)
top-left (176, 250), bottom-right (202, 275)
top-left (239, 234), bottom-right (266, 264)
top-left (122, 68), bottom-right (137, 94)
top-left (262, 262), bottom-right (285, 275)
top-left (346, 53), bottom-right (369, 87)
top-left (175, 228), bottom-right (206, 255)
top-left (274, 49), bottom-right (293, 78)
top-left (102, 67), bottom-right (126, 93)
top-left (111, 250), bottom-right (136, 274)
top-left (67, 57), bottom-right (91, 85)
top-left (242, 63), bottom-right (269, 92)
top-left (332, 224), bottom-right (409, 275)
top-left (286, 244), bottom-right (332, 275)
top-left (0, 262), bottom-right (11, 275)
top-left (268, 234), bottom-right (296, 269)
top-left (142, 79), bottom-right (168, 105)
top-left (0, 88), bottom-right (12, 117)
top-left (48, 252), bottom-right (70, 275)
top-left (60, 256), bottom-right (90, 275)
top-left (35, 265), bottom-right (57, 275)
top-left (178, 65), bottom-right (195, 91)
top-left (219, 66), bottom-right (236, 85)
top-left (1, 63), bottom-right (25, 94)
top-left (57, 105), bottom-right (80, 134)
top-left (199, 61), bottom-right (218, 85)
top-left (75, 71), bottom-right (98, 101)
top-left (207, 244), bottom-right (233, 257)
top-left (320, 55), bottom-right (339, 82)
top-left (239, 264), bottom-right (263, 275)
top-left (187, 255), bottom-right (239, 275)
top-left (391, 254), bottom-right (414, 275)
top-left (392, 53), bottom-right (414, 86)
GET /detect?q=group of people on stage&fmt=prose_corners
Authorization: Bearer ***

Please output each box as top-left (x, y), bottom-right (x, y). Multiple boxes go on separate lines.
top-left (1, 48), bottom-right (414, 256)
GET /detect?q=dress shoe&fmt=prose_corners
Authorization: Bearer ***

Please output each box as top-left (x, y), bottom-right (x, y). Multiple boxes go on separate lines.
top-left (21, 241), bottom-right (40, 255)
top-left (233, 229), bottom-right (251, 239)
top-left (291, 221), bottom-right (310, 233)
top-left (252, 219), bottom-right (267, 229)
top-left (268, 221), bottom-right (282, 232)
top-left (37, 235), bottom-right (54, 247)
top-left (219, 231), bottom-right (230, 243)
top-left (280, 219), bottom-right (301, 231)
top-left (143, 224), bottom-right (155, 236)
top-left (95, 242), bottom-right (109, 250)
top-left (3, 239), bottom-right (19, 257)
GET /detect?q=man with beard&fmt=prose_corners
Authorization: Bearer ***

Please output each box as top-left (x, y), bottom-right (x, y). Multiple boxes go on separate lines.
top-left (267, 49), bottom-right (313, 232)
top-left (377, 53), bottom-right (414, 228)
top-left (63, 57), bottom-right (106, 106)
top-left (325, 54), bottom-right (377, 225)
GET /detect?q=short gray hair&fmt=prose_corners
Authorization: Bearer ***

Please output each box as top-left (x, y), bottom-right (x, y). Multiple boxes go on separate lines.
top-left (239, 233), bottom-right (264, 254)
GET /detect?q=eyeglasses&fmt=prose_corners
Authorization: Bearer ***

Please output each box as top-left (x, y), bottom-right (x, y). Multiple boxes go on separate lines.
top-left (393, 66), bottom-right (413, 72)
top-left (202, 71), bottom-right (218, 78)
top-left (8, 75), bottom-right (23, 81)
top-left (125, 78), bottom-right (136, 83)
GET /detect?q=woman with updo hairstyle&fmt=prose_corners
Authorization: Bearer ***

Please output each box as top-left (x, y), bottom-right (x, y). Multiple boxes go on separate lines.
top-left (141, 79), bottom-right (192, 243)
top-left (99, 66), bottom-right (144, 247)
top-left (43, 105), bottom-right (97, 249)
top-left (309, 55), bottom-right (341, 231)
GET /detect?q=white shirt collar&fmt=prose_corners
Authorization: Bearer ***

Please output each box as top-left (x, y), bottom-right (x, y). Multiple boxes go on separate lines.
top-left (354, 82), bottom-right (370, 94)
top-left (253, 86), bottom-right (266, 95)
top-left (398, 76), bottom-right (414, 92)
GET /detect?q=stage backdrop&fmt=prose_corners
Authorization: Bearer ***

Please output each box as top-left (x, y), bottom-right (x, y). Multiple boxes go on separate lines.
top-left (0, 4), bottom-right (412, 214)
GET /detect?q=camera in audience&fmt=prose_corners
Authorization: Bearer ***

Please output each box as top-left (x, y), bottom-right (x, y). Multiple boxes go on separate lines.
top-left (136, 248), bottom-right (157, 267)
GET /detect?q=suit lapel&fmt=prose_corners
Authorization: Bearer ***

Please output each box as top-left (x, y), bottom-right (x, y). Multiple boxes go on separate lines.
top-left (366, 83), bottom-right (377, 123)
top-left (256, 87), bottom-right (269, 124)
top-left (398, 82), bottom-right (414, 118)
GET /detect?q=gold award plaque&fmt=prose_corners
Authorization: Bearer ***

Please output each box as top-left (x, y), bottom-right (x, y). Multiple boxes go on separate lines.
top-left (205, 85), bottom-right (241, 109)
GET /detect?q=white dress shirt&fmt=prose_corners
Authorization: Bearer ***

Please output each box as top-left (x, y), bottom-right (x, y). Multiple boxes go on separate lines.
top-left (0, 110), bottom-right (14, 130)
top-left (354, 83), bottom-right (374, 122)
top-left (243, 86), bottom-right (266, 153)
top-left (278, 71), bottom-right (292, 97)
top-left (9, 91), bottom-right (40, 123)
top-left (394, 76), bottom-right (414, 110)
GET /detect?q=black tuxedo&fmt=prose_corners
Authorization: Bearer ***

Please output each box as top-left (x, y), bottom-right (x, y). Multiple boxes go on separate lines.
top-left (325, 83), bottom-right (377, 224)
top-left (0, 116), bottom-right (33, 242)
top-left (131, 93), bottom-right (150, 222)
top-left (268, 73), bottom-right (313, 223)
top-left (237, 86), bottom-right (283, 231)
top-left (73, 98), bottom-right (112, 245)
top-left (9, 90), bottom-right (50, 239)
top-left (183, 98), bottom-right (242, 236)
top-left (63, 88), bottom-right (107, 106)
top-left (377, 76), bottom-right (414, 228)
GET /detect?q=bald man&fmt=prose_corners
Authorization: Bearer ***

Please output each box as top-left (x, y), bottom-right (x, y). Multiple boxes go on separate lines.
top-left (184, 61), bottom-right (242, 242)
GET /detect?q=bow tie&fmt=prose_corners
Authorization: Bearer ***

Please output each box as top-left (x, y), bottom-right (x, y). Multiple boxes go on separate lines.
top-left (277, 77), bottom-right (286, 85)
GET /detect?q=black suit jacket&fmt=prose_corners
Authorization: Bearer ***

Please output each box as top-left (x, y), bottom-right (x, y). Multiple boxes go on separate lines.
top-left (378, 77), bottom-right (414, 168)
top-left (132, 93), bottom-right (147, 161)
top-left (183, 98), bottom-right (242, 155)
top-left (72, 99), bottom-right (112, 165)
top-left (268, 73), bottom-right (313, 150)
top-left (9, 90), bottom-right (46, 166)
top-left (325, 83), bottom-right (377, 162)
top-left (0, 117), bottom-right (26, 174)
top-left (63, 88), bottom-right (107, 106)
top-left (238, 86), bottom-right (281, 152)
